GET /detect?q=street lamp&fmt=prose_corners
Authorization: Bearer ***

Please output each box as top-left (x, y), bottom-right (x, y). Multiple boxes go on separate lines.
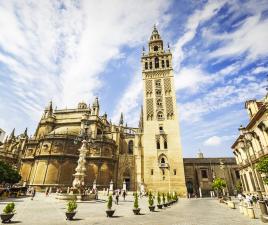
top-left (238, 125), bottom-right (268, 222)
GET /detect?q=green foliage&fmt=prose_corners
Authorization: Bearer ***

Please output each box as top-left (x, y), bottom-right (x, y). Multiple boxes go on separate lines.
top-left (256, 156), bottom-right (268, 173)
top-left (3, 202), bottom-right (15, 214)
top-left (134, 192), bottom-right (139, 209)
top-left (162, 193), bottom-right (166, 204)
top-left (167, 193), bottom-right (170, 202)
top-left (173, 192), bottom-right (178, 201)
top-left (212, 178), bottom-right (226, 191)
top-left (66, 200), bottom-right (77, 213)
top-left (107, 195), bottom-right (113, 209)
top-left (256, 157), bottom-right (268, 184)
top-left (148, 191), bottom-right (154, 206)
top-left (157, 192), bottom-right (161, 205)
top-left (0, 161), bottom-right (21, 184)
top-left (235, 181), bottom-right (243, 193)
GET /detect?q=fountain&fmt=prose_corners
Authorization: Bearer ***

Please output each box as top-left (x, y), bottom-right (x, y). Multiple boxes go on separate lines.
top-left (56, 140), bottom-right (95, 201)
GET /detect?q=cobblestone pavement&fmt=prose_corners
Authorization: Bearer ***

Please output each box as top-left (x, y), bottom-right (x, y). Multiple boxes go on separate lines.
top-left (0, 193), bottom-right (264, 225)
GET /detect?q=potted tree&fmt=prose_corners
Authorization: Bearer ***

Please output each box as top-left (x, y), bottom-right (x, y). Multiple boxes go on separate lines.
top-left (0, 202), bottom-right (15, 223)
top-left (173, 192), bottom-right (178, 203)
top-left (65, 200), bottom-right (77, 220)
top-left (162, 193), bottom-right (168, 207)
top-left (106, 195), bottom-right (115, 217)
top-left (157, 192), bottom-right (162, 209)
top-left (133, 192), bottom-right (141, 215)
top-left (166, 193), bottom-right (169, 206)
top-left (148, 191), bottom-right (155, 211)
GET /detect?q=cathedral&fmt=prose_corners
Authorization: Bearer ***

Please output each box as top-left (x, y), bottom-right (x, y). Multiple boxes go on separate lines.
top-left (0, 26), bottom-right (187, 194)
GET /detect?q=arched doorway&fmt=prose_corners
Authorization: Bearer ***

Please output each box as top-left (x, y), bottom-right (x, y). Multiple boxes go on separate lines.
top-left (123, 168), bottom-right (131, 191)
top-left (186, 181), bottom-right (194, 194)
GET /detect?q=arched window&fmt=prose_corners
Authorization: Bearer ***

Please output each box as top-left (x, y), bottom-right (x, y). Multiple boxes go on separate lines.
top-left (156, 140), bottom-right (160, 149)
top-left (156, 89), bottom-right (161, 95)
top-left (155, 57), bottom-right (159, 69)
top-left (145, 62), bottom-right (148, 70)
top-left (157, 111), bottom-right (164, 120)
top-left (162, 60), bottom-right (165, 68)
top-left (154, 46), bottom-right (158, 51)
top-left (166, 60), bottom-right (169, 67)
top-left (149, 62), bottom-right (152, 69)
top-left (164, 140), bottom-right (168, 149)
top-left (128, 140), bottom-right (133, 154)
top-left (155, 80), bottom-right (161, 87)
top-left (161, 157), bottom-right (165, 163)
top-left (157, 99), bottom-right (162, 107)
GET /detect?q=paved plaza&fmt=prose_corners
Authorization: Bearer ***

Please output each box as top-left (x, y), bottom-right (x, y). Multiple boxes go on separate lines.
top-left (0, 193), bottom-right (264, 225)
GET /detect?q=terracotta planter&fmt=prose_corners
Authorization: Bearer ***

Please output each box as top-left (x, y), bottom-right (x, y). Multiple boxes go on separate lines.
top-left (163, 203), bottom-right (168, 207)
top-left (65, 211), bottom-right (76, 220)
top-left (157, 204), bottom-right (163, 209)
top-left (106, 209), bottom-right (115, 217)
top-left (149, 206), bottom-right (155, 211)
top-left (1, 213), bottom-right (15, 223)
top-left (133, 208), bottom-right (141, 215)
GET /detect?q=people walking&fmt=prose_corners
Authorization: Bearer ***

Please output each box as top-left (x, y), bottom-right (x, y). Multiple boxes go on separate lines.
top-left (45, 187), bottom-right (49, 196)
top-left (115, 190), bottom-right (119, 205)
top-left (31, 187), bottom-right (36, 200)
top-left (122, 190), bottom-right (126, 201)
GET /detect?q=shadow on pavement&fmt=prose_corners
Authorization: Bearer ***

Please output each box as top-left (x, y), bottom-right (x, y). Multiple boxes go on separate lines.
top-left (6, 221), bottom-right (22, 224)
top-left (110, 216), bottom-right (123, 218)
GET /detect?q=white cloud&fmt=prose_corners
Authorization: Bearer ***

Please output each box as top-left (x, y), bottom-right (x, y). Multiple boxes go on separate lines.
top-left (204, 135), bottom-right (221, 146)
top-left (0, 0), bottom-right (172, 133)
top-left (179, 81), bottom-right (266, 122)
top-left (173, 0), bottom-right (226, 71)
top-left (208, 14), bottom-right (268, 61)
top-left (252, 66), bottom-right (268, 74)
top-left (175, 67), bottom-right (212, 92)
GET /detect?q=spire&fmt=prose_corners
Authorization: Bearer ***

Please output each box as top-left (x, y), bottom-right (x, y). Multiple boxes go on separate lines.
top-left (9, 128), bottom-right (15, 140)
top-left (139, 106), bottom-right (143, 131)
top-left (46, 100), bottom-right (53, 117)
top-left (148, 25), bottom-right (163, 52)
top-left (93, 97), bottom-right (99, 107)
top-left (150, 24), bottom-right (161, 41)
top-left (23, 128), bottom-right (28, 137)
top-left (92, 97), bottom-right (100, 116)
top-left (119, 112), bottom-right (124, 126)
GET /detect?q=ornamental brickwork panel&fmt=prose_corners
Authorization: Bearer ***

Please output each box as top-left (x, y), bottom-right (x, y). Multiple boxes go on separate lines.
top-left (164, 78), bottom-right (171, 94)
top-left (145, 80), bottom-right (152, 95)
top-left (165, 97), bottom-right (174, 119)
top-left (146, 98), bottom-right (154, 120)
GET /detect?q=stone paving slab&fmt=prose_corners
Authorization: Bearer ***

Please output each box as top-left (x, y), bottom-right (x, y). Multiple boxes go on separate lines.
top-left (0, 194), bottom-right (264, 225)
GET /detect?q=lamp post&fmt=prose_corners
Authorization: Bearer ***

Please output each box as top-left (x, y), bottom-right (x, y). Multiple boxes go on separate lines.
top-left (219, 160), bottom-right (229, 197)
top-left (238, 125), bottom-right (268, 222)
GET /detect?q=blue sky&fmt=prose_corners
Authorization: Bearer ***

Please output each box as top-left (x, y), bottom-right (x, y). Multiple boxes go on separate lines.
top-left (0, 0), bottom-right (267, 157)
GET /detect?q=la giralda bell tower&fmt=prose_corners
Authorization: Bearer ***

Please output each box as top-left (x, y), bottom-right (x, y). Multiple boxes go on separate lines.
top-left (141, 25), bottom-right (186, 194)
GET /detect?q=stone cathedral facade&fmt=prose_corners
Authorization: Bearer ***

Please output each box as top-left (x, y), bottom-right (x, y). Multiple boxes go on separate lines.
top-left (0, 27), bottom-right (186, 194)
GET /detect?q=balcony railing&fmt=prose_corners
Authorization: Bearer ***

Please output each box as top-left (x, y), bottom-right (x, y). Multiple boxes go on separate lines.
top-left (159, 163), bottom-right (169, 168)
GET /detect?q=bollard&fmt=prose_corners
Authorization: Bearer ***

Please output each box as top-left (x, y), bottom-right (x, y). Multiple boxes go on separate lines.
top-left (227, 201), bottom-right (235, 209)
top-left (239, 202), bottom-right (243, 214)
top-left (247, 206), bottom-right (256, 219)
top-left (243, 202), bottom-right (248, 216)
